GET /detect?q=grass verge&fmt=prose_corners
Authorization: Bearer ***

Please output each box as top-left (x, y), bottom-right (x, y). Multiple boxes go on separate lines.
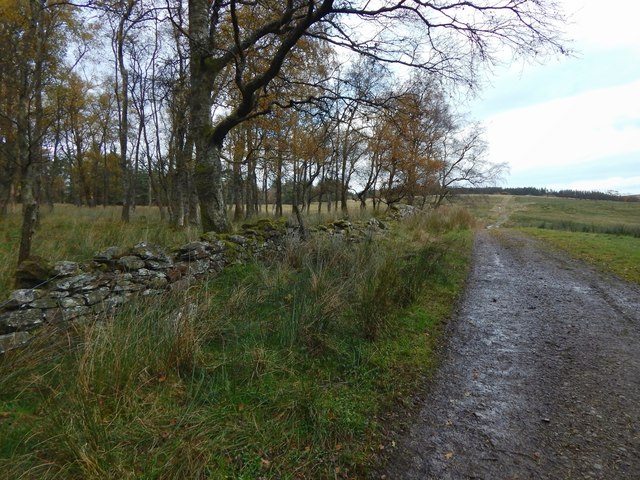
top-left (0, 208), bottom-right (473, 479)
top-left (520, 228), bottom-right (640, 284)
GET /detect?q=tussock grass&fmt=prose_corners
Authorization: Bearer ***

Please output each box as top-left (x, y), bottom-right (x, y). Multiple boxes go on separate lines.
top-left (0, 207), bottom-right (473, 478)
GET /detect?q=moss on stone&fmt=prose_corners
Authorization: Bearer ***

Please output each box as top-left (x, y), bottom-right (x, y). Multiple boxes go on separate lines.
top-left (242, 217), bottom-right (287, 232)
top-left (15, 257), bottom-right (54, 289)
top-left (201, 231), bottom-right (220, 243)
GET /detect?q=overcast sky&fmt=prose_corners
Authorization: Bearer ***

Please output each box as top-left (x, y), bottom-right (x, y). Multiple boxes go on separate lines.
top-left (468, 0), bottom-right (640, 194)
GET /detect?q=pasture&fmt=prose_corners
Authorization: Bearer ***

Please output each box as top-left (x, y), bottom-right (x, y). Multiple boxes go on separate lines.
top-left (506, 195), bottom-right (640, 237)
top-left (456, 194), bottom-right (640, 284)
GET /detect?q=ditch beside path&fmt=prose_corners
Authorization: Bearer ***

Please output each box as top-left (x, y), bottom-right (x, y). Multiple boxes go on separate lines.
top-left (380, 229), bottom-right (640, 479)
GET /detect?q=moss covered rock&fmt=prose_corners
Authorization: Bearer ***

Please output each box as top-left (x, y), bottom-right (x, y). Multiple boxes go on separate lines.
top-left (15, 256), bottom-right (54, 289)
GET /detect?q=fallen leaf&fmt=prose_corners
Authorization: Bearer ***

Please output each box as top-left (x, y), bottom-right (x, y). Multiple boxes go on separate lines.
top-left (335, 443), bottom-right (343, 451)
top-left (261, 458), bottom-right (271, 469)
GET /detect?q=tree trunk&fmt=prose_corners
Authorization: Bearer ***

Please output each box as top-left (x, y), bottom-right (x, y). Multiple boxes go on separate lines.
top-left (274, 154), bottom-right (283, 217)
top-left (18, 188), bottom-right (38, 264)
top-left (188, 181), bottom-right (201, 226)
top-left (245, 164), bottom-right (258, 219)
top-left (193, 141), bottom-right (229, 232)
top-left (17, 0), bottom-right (46, 262)
top-left (116, 3), bottom-right (134, 222)
top-left (17, 97), bottom-right (38, 263)
top-left (232, 157), bottom-right (244, 221)
top-left (189, 0), bottom-right (230, 233)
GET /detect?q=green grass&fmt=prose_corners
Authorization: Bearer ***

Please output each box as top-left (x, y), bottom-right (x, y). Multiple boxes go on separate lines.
top-left (506, 196), bottom-right (640, 236)
top-left (0, 207), bottom-right (473, 479)
top-left (0, 205), bottom-right (201, 299)
top-left (520, 228), bottom-right (640, 284)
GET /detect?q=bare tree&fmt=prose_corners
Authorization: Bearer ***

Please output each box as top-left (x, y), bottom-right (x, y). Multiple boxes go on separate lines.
top-left (434, 122), bottom-right (508, 206)
top-left (182, 0), bottom-right (566, 232)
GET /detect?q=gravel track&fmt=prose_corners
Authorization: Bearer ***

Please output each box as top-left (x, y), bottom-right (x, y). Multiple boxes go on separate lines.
top-left (380, 229), bottom-right (640, 479)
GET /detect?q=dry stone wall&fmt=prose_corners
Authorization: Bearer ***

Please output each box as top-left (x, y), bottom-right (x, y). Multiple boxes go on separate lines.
top-left (0, 217), bottom-right (387, 353)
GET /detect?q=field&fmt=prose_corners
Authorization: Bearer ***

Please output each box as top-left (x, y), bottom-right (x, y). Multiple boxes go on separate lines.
top-left (506, 196), bottom-right (640, 236)
top-left (456, 194), bottom-right (640, 284)
top-left (0, 203), bottom-right (474, 478)
top-left (0, 204), bottom-right (201, 299)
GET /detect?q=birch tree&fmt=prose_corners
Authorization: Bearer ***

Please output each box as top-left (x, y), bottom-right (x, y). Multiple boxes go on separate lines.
top-left (185, 0), bottom-right (567, 232)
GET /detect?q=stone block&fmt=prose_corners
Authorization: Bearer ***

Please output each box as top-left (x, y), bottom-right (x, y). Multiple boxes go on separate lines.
top-left (0, 309), bottom-right (45, 333)
top-left (0, 331), bottom-right (31, 353)
top-left (4, 289), bottom-right (43, 309)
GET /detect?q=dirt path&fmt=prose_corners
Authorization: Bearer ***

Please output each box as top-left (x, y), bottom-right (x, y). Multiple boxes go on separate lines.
top-left (379, 229), bottom-right (640, 479)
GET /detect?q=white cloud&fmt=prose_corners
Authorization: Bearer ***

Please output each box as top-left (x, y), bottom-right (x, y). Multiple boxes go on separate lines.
top-left (483, 80), bottom-right (640, 174)
top-left (565, 0), bottom-right (640, 50)
top-left (466, 0), bottom-right (640, 193)
top-left (548, 176), bottom-right (640, 194)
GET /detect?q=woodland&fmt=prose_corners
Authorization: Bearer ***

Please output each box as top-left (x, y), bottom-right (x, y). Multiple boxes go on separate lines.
top-left (0, 0), bottom-right (567, 264)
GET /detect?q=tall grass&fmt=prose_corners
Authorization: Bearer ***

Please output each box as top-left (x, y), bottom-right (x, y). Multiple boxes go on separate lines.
top-left (0, 207), bottom-right (474, 478)
top-left (0, 205), bottom-right (201, 299)
top-left (0, 201), bottom-right (383, 298)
